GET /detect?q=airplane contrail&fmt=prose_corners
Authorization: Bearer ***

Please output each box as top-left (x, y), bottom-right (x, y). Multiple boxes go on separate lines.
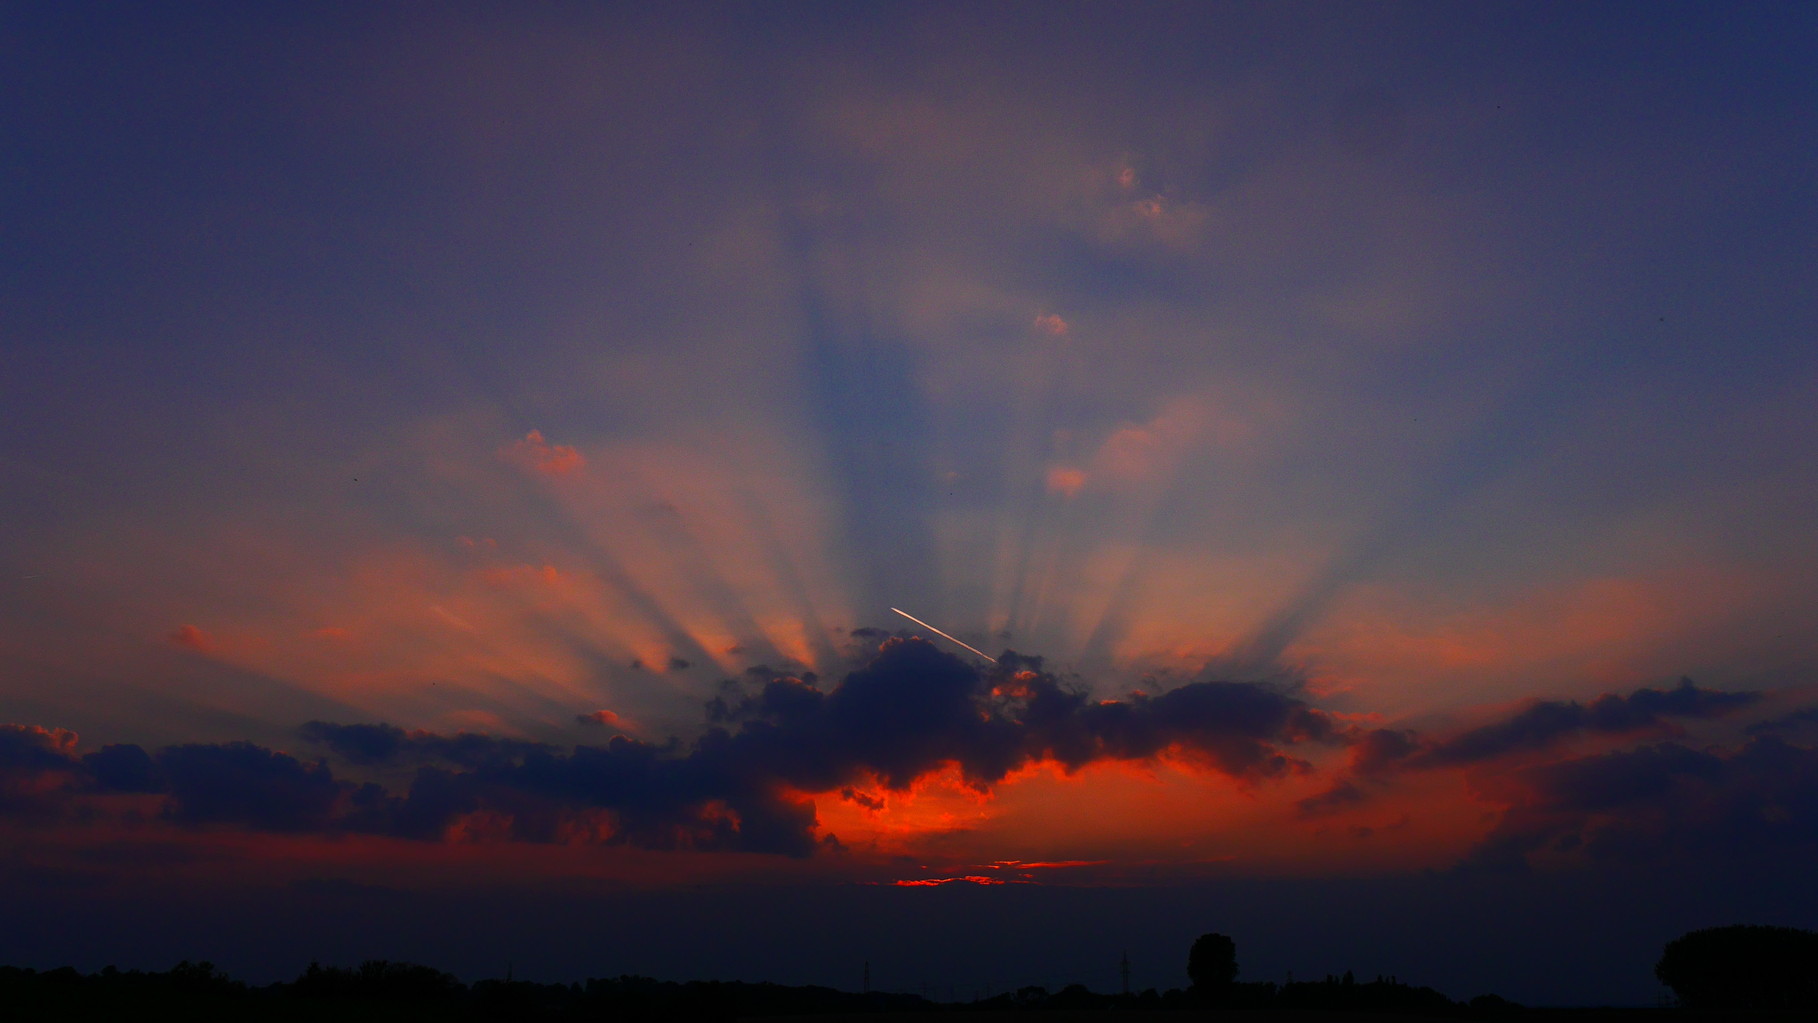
top-left (890, 607), bottom-right (997, 664)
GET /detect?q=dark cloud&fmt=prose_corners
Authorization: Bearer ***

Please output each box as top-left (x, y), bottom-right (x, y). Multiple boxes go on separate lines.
top-left (1296, 780), bottom-right (1366, 817)
top-left (49, 654), bottom-right (1782, 868)
top-left (299, 721), bottom-right (552, 769)
top-left (0, 639), bottom-right (1340, 857)
top-left (1459, 736), bottom-right (1818, 872)
top-left (1418, 679), bottom-right (1757, 767)
top-left (6, 732), bottom-right (376, 832)
top-left (158, 742), bottom-right (376, 832)
top-left (1299, 682), bottom-right (1764, 821)
top-left (0, 723), bottom-right (77, 771)
top-left (0, 651), bottom-right (1810, 879)
top-left (297, 721), bottom-right (409, 765)
top-left (1045, 674), bottom-right (1337, 778)
top-left (1745, 703), bottom-right (1818, 737)
top-left (81, 743), bottom-right (164, 793)
top-left (701, 643), bottom-right (1335, 798)
top-left (0, 724), bottom-right (80, 813)
top-left (839, 786), bottom-right (884, 810)
top-left (1350, 728), bottom-right (1421, 775)
top-left (421, 639), bottom-right (1334, 853)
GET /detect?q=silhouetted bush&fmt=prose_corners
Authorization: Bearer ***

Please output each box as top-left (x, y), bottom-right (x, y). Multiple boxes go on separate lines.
top-left (1275, 974), bottom-right (1457, 1013)
top-left (1656, 924), bottom-right (1818, 1009)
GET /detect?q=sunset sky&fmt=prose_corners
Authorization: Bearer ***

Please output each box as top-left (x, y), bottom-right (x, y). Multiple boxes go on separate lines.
top-left (2, 1), bottom-right (1815, 1006)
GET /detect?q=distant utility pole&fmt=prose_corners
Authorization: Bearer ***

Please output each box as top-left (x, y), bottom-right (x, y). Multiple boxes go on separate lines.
top-left (1120, 950), bottom-right (1131, 996)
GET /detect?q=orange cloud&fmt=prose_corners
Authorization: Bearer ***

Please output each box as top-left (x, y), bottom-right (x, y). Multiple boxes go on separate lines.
top-left (812, 763), bottom-right (999, 853)
top-left (1033, 313), bottom-right (1069, 336)
top-left (1079, 397), bottom-right (1213, 488)
top-left (901, 755), bottom-right (1482, 877)
top-left (578, 709), bottom-right (628, 730)
top-left (504, 429), bottom-right (585, 477)
top-left (1045, 466), bottom-right (1087, 497)
top-left (1300, 564), bottom-right (1778, 715)
top-left (167, 624), bottom-right (214, 653)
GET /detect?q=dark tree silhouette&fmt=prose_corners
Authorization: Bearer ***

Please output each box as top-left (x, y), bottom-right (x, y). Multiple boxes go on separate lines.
top-left (1188, 932), bottom-right (1239, 993)
top-left (1656, 924), bottom-right (1818, 1009)
top-left (292, 958), bottom-right (463, 1002)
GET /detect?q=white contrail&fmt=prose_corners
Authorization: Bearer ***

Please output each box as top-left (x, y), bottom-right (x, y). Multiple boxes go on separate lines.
top-left (890, 607), bottom-right (997, 664)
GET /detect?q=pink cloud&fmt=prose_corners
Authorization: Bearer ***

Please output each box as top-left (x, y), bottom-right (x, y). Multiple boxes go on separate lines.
top-left (1033, 313), bottom-right (1069, 336)
top-left (504, 430), bottom-right (585, 477)
top-left (1092, 185), bottom-right (1210, 249)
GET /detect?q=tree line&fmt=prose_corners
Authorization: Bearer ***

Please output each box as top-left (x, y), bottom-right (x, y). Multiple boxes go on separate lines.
top-left (0, 923), bottom-right (1810, 1018)
top-left (1178, 925), bottom-right (1816, 1013)
top-left (0, 962), bottom-right (933, 1021)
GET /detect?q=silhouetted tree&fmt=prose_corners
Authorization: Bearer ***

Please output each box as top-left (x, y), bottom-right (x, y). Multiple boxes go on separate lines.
top-left (1050, 983), bottom-right (1100, 1009)
top-left (1656, 924), bottom-right (1818, 1009)
top-left (1188, 932), bottom-right (1239, 996)
top-left (163, 959), bottom-right (242, 994)
top-left (290, 958), bottom-right (464, 1005)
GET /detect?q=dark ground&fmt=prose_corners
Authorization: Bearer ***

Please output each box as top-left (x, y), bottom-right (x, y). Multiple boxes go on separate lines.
top-left (752, 1013), bottom-right (1810, 1023)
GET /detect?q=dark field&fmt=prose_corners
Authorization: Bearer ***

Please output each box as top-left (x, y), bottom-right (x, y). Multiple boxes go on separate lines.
top-left (758, 1014), bottom-right (1814, 1023)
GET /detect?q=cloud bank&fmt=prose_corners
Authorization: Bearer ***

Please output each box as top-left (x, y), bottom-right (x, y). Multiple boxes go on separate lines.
top-left (2, 644), bottom-right (1809, 880)
top-left (0, 639), bottom-right (1340, 857)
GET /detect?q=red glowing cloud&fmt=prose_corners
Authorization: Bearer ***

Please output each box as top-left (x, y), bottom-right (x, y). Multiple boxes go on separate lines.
top-left (577, 709), bottom-right (630, 731)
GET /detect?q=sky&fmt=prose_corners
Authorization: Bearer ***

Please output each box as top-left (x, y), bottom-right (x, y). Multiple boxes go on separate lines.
top-left (2, 0), bottom-right (1815, 1007)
